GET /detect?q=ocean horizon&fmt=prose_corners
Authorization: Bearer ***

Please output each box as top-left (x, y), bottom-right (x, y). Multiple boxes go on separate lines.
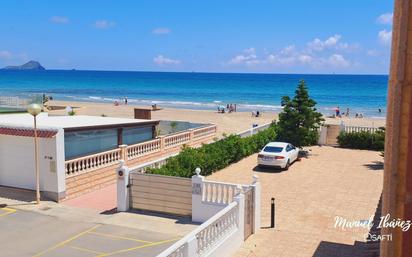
top-left (0, 70), bottom-right (388, 118)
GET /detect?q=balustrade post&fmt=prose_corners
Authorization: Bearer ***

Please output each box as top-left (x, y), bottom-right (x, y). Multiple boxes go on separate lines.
top-left (233, 186), bottom-right (245, 241)
top-left (188, 128), bottom-right (195, 144)
top-left (119, 144), bottom-right (128, 164)
top-left (192, 167), bottom-right (205, 223)
top-left (252, 175), bottom-right (261, 233)
top-left (159, 135), bottom-right (166, 151)
top-left (339, 121), bottom-right (345, 132)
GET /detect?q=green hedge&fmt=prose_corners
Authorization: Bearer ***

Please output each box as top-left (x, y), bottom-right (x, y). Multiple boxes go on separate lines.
top-left (337, 128), bottom-right (385, 151)
top-left (148, 124), bottom-right (278, 177)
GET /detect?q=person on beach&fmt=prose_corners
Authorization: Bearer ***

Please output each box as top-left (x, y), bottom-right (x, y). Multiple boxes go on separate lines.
top-left (346, 108), bottom-right (349, 117)
top-left (335, 107), bottom-right (341, 118)
top-left (124, 97), bottom-right (128, 105)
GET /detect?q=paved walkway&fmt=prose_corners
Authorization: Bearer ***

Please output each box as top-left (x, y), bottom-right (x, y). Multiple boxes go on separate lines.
top-left (63, 183), bottom-right (117, 212)
top-left (207, 146), bottom-right (384, 257)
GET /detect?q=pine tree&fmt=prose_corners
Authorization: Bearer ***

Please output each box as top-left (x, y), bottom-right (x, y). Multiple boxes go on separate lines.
top-left (277, 80), bottom-right (324, 147)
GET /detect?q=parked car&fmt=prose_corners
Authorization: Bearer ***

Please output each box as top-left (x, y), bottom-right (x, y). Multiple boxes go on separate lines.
top-left (257, 142), bottom-right (299, 170)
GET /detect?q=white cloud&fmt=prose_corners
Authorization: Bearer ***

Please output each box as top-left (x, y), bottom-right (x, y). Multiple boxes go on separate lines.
top-left (307, 34), bottom-right (341, 52)
top-left (228, 48), bottom-right (259, 65)
top-left (377, 13), bottom-right (393, 25)
top-left (152, 28), bottom-right (171, 34)
top-left (50, 16), bottom-right (69, 24)
top-left (0, 50), bottom-right (12, 59)
top-left (378, 29), bottom-right (392, 45)
top-left (153, 55), bottom-right (181, 65)
top-left (328, 54), bottom-right (350, 67)
top-left (94, 20), bottom-right (116, 29)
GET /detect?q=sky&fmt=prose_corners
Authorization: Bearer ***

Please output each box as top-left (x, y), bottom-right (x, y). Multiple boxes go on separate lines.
top-left (0, 0), bottom-right (394, 74)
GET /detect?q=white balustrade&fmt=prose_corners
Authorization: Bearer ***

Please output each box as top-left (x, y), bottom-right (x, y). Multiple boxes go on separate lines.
top-left (193, 125), bottom-right (217, 140)
top-left (202, 181), bottom-right (242, 205)
top-left (344, 126), bottom-right (380, 133)
top-left (157, 202), bottom-right (239, 257)
top-left (165, 131), bottom-right (191, 149)
top-left (65, 148), bottom-right (121, 177)
top-left (65, 124), bottom-right (217, 178)
top-left (127, 138), bottom-right (161, 160)
top-left (196, 202), bottom-right (239, 256)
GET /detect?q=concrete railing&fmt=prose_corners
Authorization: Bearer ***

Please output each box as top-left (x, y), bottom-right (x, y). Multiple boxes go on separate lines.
top-left (65, 148), bottom-right (122, 177)
top-left (193, 125), bottom-right (217, 140)
top-left (157, 201), bottom-right (240, 257)
top-left (344, 125), bottom-right (381, 133)
top-left (202, 180), bottom-right (242, 205)
top-left (127, 138), bottom-right (161, 159)
top-left (165, 131), bottom-right (191, 149)
top-left (65, 125), bottom-right (217, 177)
top-left (116, 166), bottom-right (261, 257)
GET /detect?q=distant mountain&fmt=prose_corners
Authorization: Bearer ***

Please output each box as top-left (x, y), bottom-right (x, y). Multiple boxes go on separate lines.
top-left (2, 60), bottom-right (45, 70)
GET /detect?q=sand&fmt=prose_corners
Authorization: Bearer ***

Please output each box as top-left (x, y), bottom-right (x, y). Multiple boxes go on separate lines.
top-left (46, 100), bottom-right (386, 136)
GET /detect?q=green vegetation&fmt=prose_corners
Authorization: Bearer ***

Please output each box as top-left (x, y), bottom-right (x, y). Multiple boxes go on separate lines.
top-left (148, 123), bottom-right (277, 177)
top-left (68, 110), bottom-right (76, 116)
top-left (337, 128), bottom-right (385, 151)
top-left (276, 80), bottom-right (324, 147)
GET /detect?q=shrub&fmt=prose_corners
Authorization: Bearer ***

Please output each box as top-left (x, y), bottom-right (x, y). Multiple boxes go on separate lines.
top-left (337, 128), bottom-right (385, 151)
top-left (148, 123), bottom-right (278, 177)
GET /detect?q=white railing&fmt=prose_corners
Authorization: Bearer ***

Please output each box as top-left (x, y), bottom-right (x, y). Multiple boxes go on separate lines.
top-left (193, 125), bottom-right (217, 140)
top-left (157, 202), bottom-right (239, 257)
top-left (237, 123), bottom-right (271, 138)
top-left (127, 138), bottom-right (161, 160)
top-left (65, 148), bottom-right (121, 177)
top-left (165, 131), bottom-right (191, 149)
top-left (344, 125), bottom-right (382, 133)
top-left (202, 181), bottom-right (242, 205)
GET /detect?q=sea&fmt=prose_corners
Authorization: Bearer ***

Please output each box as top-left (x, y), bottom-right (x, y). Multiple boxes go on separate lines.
top-left (0, 70), bottom-right (388, 118)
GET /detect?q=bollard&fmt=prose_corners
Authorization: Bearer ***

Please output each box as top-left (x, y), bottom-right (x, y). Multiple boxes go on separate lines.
top-left (271, 197), bottom-right (275, 228)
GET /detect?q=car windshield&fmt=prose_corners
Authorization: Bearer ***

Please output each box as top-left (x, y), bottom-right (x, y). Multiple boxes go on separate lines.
top-left (263, 146), bottom-right (284, 153)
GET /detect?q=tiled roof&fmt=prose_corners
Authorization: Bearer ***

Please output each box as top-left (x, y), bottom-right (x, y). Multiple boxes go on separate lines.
top-left (0, 126), bottom-right (58, 138)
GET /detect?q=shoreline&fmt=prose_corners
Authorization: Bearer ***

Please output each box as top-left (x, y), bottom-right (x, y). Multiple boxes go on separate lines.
top-left (46, 100), bottom-right (386, 136)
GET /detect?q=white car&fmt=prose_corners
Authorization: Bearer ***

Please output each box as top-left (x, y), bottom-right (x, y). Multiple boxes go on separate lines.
top-left (257, 142), bottom-right (299, 170)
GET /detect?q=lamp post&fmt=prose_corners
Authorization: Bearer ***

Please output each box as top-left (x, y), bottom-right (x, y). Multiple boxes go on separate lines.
top-left (27, 103), bottom-right (42, 204)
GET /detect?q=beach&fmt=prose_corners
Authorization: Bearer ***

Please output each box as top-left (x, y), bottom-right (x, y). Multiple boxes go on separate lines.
top-left (47, 100), bottom-right (386, 136)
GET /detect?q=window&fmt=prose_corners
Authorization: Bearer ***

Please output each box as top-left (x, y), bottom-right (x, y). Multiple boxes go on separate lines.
top-left (263, 146), bottom-right (284, 153)
top-left (64, 129), bottom-right (118, 160)
top-left (122, 126), bottom-right (153, 145)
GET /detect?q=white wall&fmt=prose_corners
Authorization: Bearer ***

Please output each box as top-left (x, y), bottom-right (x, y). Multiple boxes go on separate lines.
top-left (0, 129), bottom-right (66, 200)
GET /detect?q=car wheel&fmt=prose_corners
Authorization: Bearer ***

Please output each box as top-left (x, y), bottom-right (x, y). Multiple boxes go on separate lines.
top-left (284, 159), bottom-right (290, 170)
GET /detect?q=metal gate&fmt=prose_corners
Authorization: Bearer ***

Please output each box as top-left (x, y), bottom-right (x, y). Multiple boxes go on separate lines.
top-left (244, 187), bottom-right (254, 240)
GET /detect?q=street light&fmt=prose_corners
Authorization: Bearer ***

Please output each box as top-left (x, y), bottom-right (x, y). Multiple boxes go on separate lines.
top-left (27, 103), bottom-right (42, 204)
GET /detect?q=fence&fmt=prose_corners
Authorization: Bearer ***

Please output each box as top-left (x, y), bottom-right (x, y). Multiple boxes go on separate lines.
top-left (116, 166), bottom-right (261, 257)
top-left (318, 123), bottom-right (385, 146)
top-left (344, 125), bottom-right (382, 133)
top-left (237, 123), bottom-right (271, 138)
top-left (157, 202), bottom-right (241, 257)
top-left (65, 124), bottom-right (217, 177)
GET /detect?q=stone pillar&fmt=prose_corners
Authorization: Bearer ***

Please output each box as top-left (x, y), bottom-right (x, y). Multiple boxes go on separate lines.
top-left (188, 128), bottom-right (195, 144)
top-left (159, 135), bottom-right (166, 151)
top-left (252, 175), bottom-right (261, 233)
top-left (119, 144), bottom-right (128, 163)
top-left (116, 160), bottom-right (130, 212)
top-left (381, 1), bottom-right (412, 256)
top-left (191, 168), bottom-right (204, 222)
